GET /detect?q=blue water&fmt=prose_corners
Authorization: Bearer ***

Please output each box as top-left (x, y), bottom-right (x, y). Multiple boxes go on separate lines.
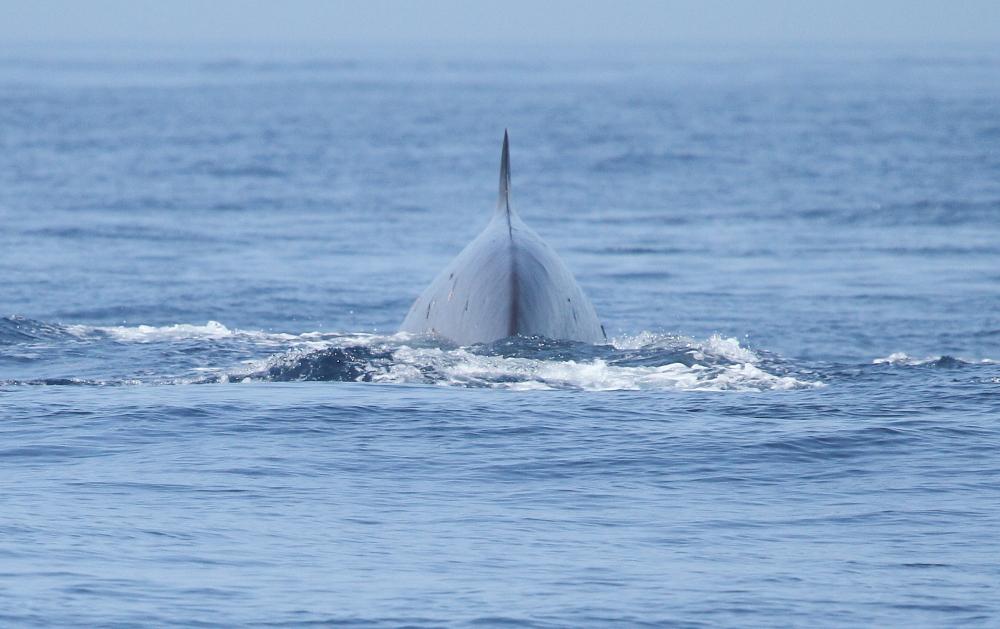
top-left (2, 43), bottom-right (1000, 626)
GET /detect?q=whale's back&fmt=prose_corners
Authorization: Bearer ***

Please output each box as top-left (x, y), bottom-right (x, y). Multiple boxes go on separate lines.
top-left (400, 213), bottom-right (604, 345)
top-left (400, 131), bottom-right (605, 346)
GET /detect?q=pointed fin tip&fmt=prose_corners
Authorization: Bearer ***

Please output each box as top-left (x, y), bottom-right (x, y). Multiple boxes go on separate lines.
top-left (498, 130), bottom-right (511, 213)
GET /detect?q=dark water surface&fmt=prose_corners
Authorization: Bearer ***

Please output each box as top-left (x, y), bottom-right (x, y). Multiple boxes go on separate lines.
top-left (2, 44), bottom-right (999, 626)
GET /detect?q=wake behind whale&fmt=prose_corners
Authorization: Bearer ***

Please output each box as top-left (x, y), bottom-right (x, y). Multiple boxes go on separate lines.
top-left (400, 132), bottom-right (606, 345)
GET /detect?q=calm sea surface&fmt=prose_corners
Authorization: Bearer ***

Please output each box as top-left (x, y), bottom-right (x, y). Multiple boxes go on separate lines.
top-left (1, 44), bottom-right (999, 627)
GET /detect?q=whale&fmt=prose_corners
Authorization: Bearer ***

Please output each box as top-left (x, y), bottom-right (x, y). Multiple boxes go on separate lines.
top-left (400, 131), bottom-right (606, 345)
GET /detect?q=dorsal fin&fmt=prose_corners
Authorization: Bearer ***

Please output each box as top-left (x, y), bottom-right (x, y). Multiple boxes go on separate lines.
top-left (497, 130), bottom-right (512, 217)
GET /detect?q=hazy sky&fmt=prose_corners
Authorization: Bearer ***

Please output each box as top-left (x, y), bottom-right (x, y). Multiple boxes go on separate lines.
top-left (3, 0), bottom-right (999, 46)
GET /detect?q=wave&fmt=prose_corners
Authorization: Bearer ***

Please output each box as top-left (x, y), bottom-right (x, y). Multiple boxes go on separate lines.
top-left (12, 315), bottom-right (999, 391)
top-left (220, 332), bottom-right (819, 392)
top-left (873, 352), bottom-right (998, 367)
top-left (1, 316), bottom-right (821, 392)
top-left (68, 320), bottom-right (273, 343)
top-left (0, 315), bottom-right (81, 345)
top-left (64, 319), bottom-right (327, 347)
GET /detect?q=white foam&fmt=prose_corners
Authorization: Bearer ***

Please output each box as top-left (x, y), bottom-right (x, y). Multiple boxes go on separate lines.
top-left (377, 344), bottom-right (818, 392)
top-left (104, 320), bottom-right (236, 342)
top-left (68, 321), bottom-right (357, 346)
top-left (610, 331), bottom-right (680, 350)
top-left (66, 320), bottom-right (240, 342)
top-left (612, 331), bottom-right (760, 364)
top-left (59, 319), bottom-right (819, 392)
top-left (873, 352), bottom-right (918, 365)
top-left (697, 333), bottom-right (759, 364)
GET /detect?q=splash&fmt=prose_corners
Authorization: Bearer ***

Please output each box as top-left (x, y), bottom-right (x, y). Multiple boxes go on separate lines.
top-left (227, 331), bottom-right (820, 392)
top-left (2, 316), bottom-right (822, 392)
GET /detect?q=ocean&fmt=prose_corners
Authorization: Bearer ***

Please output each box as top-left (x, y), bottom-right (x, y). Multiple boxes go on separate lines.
top-left (1, 43), bottom-right (999, 626)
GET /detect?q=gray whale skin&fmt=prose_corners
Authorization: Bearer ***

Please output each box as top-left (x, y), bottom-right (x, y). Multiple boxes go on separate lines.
top-left (400, 132), bottom-right (605, 346)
